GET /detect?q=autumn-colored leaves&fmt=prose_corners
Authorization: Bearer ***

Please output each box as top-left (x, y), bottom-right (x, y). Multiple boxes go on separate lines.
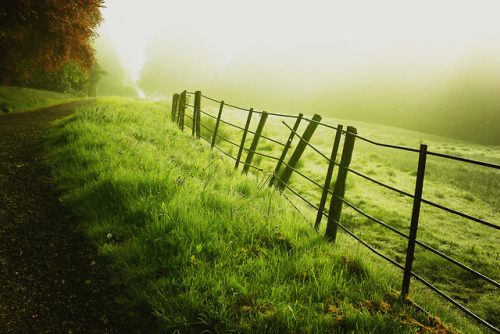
top-left (0, 0), bottom-right (104, 85)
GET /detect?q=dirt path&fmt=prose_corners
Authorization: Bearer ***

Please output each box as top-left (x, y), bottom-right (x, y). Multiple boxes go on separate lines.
top-left (0, 101), bottom-right (155, 333)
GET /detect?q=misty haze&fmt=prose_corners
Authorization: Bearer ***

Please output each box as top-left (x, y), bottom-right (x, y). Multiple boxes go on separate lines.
top-left (94, 1), bottom-right (500, 146)
top-left (1, 1), bottom-right (499, 333)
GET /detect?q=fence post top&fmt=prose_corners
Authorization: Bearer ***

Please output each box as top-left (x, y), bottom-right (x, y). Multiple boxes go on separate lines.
top-left (346, 126), bottom-right (357, 134)
top-left (312, 114), bottom-right (322, 121)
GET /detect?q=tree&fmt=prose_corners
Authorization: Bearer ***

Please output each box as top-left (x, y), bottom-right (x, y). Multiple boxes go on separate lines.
top-left (0, 0), bottom-right (104, 85)
top-left (86, 62), bottom-right (107, 97)
top-left (20, 61), bottom-right (91, 94)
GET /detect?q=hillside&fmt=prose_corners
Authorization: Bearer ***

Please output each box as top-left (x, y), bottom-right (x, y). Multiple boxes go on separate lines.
top-left (0, 85), bottom-right (79, 113)
top-left (193, 93), bottom-right (500, 332)
top-left (43, 96), bottom-right (494, 333)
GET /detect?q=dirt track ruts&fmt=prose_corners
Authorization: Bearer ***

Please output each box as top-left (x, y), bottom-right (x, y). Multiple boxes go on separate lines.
top-left (0, 101), bottom-right (155, 333)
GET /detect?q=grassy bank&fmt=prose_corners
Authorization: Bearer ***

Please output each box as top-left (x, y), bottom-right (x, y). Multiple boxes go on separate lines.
top-left (0, 85), bottom-right (79, 113)
top-left (44, 97), bottom-right (483, 333)
top-left (194, 96), bottom-right (500, 332)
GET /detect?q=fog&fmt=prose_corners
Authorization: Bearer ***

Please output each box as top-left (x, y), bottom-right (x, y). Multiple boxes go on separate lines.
top-left (94, 35), bottom-right (137, 97)
top-left (136, 32), bottom-right (500, 144)
top-left (100, 0), bottom-right (500, 145)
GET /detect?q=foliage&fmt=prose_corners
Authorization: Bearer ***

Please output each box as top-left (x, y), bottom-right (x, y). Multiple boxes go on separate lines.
top-left (0, 0), bottom-right (104, 86)
top-left (18, 61), bottom-right (90, 95)
top-left (87, 62), bottom-right (108, 97)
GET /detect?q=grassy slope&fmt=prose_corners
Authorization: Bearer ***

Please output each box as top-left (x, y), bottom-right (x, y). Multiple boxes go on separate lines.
top-left (189, 97), bottom-right (500, 332)
top-left (0, 85), bottom-right (79, 113)
top-left (45, 97), bottom-right (482, 333)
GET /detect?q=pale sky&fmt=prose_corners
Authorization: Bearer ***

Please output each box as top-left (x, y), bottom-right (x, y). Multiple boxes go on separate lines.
top-left (99, 0), bottom-right (500, 81)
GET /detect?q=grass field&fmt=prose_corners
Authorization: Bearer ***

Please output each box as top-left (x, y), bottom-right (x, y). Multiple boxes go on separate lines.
top-left (0, 85), bottom-right (79, 113)
top-left (43, 96), bottom-right (497, 333)
top-left (190, 95), bottom-right (500, 332)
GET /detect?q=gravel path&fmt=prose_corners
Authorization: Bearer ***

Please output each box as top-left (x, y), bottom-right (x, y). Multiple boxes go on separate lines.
top-left (0, 101), bottom-right (156, 333)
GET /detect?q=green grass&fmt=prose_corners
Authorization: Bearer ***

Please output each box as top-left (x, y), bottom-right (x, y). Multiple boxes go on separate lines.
top-left (0, 85), bottom-right (79, 113)
top-left (44, 97), bottom-right (486, 333)
top-left (190, 97), bottom-right (500, 332)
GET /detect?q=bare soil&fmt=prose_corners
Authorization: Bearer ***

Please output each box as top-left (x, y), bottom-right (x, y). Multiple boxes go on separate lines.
top-left (0, 101), bottom-right (156, 333)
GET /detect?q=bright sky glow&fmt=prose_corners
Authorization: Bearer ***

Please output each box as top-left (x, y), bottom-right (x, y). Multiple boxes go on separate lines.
top-left (99, 0), bottom-right (500, 81)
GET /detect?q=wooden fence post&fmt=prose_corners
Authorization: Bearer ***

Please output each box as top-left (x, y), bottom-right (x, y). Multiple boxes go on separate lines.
top-left (177, 90), bottom-right (187, 131)
top-left (235, 108), bottom-right (254, 169)
top-left (182, 91), bottom-right (188, 131)
top-left (211, 101), bottom-right (224, 148)
top-left (315, 124), bottom-right (343, 230)
top-left (402, 144), bottom-right (427, 297)
top-left (192, 92), bottom-right (197, 136)
top-left (192, 91), bottom-right (201, 137)
top-left (195, 91), bottom-right (202, 138)
top-left (242, 111), bottom-right (268, 174)
top-left (325, 126), bottom-right (357, 242)
top-left (171, 94), bottom-right (179, 122)
top-left (269, 113), bottom-right (303, 187)
top-left (276, 114), bottom-right (322, 191)
top-left (175, 92), bottom-right (182, 125)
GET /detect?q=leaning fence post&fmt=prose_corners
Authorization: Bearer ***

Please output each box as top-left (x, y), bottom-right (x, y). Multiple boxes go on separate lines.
top-left (325, 126), bottom-right (357, 242)
top-left (242, 111), bottom-right (268, 174)
top-left (235, 108), bottom-right (254, 169)
top-left (171, 94), bottom-right (179, 122)
top-left (195, 91), bottom-right (202, 138)
top-left (402, 144), bottom-right (427, 297)
top-left (269, 113), bottom-right (303, 187)
top-left (315, 124), bottom-right (343, 230)
top-left (176, 91), bottom-right (182, 125)
top-left (211, 101), bottom-right (224, 148)
top-left (276, 114), bottom-right (322, 191)
top-left (177, 90), bottom-right (187, 131)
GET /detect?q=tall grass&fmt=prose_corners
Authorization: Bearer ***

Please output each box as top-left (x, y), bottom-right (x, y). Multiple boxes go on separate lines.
top-left (45, 97), bottom-right (484, 333)
top-left (192, 97), bottom-right (500, 332)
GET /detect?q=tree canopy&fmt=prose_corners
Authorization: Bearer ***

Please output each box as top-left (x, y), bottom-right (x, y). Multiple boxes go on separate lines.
top-left (0, 0), bottom-right (104, 87)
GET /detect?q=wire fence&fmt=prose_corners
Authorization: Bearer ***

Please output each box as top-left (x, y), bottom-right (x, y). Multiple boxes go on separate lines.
top-left (171, 90), bottom-right (499, 333)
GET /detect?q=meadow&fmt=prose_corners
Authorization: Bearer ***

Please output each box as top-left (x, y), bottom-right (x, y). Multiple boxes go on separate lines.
top-left (190, 95), bottom-right (500, 332)
top-left (43, 96), bottom-right (498, 332)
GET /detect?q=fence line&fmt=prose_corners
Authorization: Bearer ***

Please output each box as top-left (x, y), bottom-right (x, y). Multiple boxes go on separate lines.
top-left (171, 90), bottom-right (500, 333)
top-left (428, 150), bottom-right (500, 169)
top-left (200, 108), bottom-right (287, 147)
top-left (281, 121), bottom-right (331, 162)
top-left (421, 198), bottom-right (499, 230)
